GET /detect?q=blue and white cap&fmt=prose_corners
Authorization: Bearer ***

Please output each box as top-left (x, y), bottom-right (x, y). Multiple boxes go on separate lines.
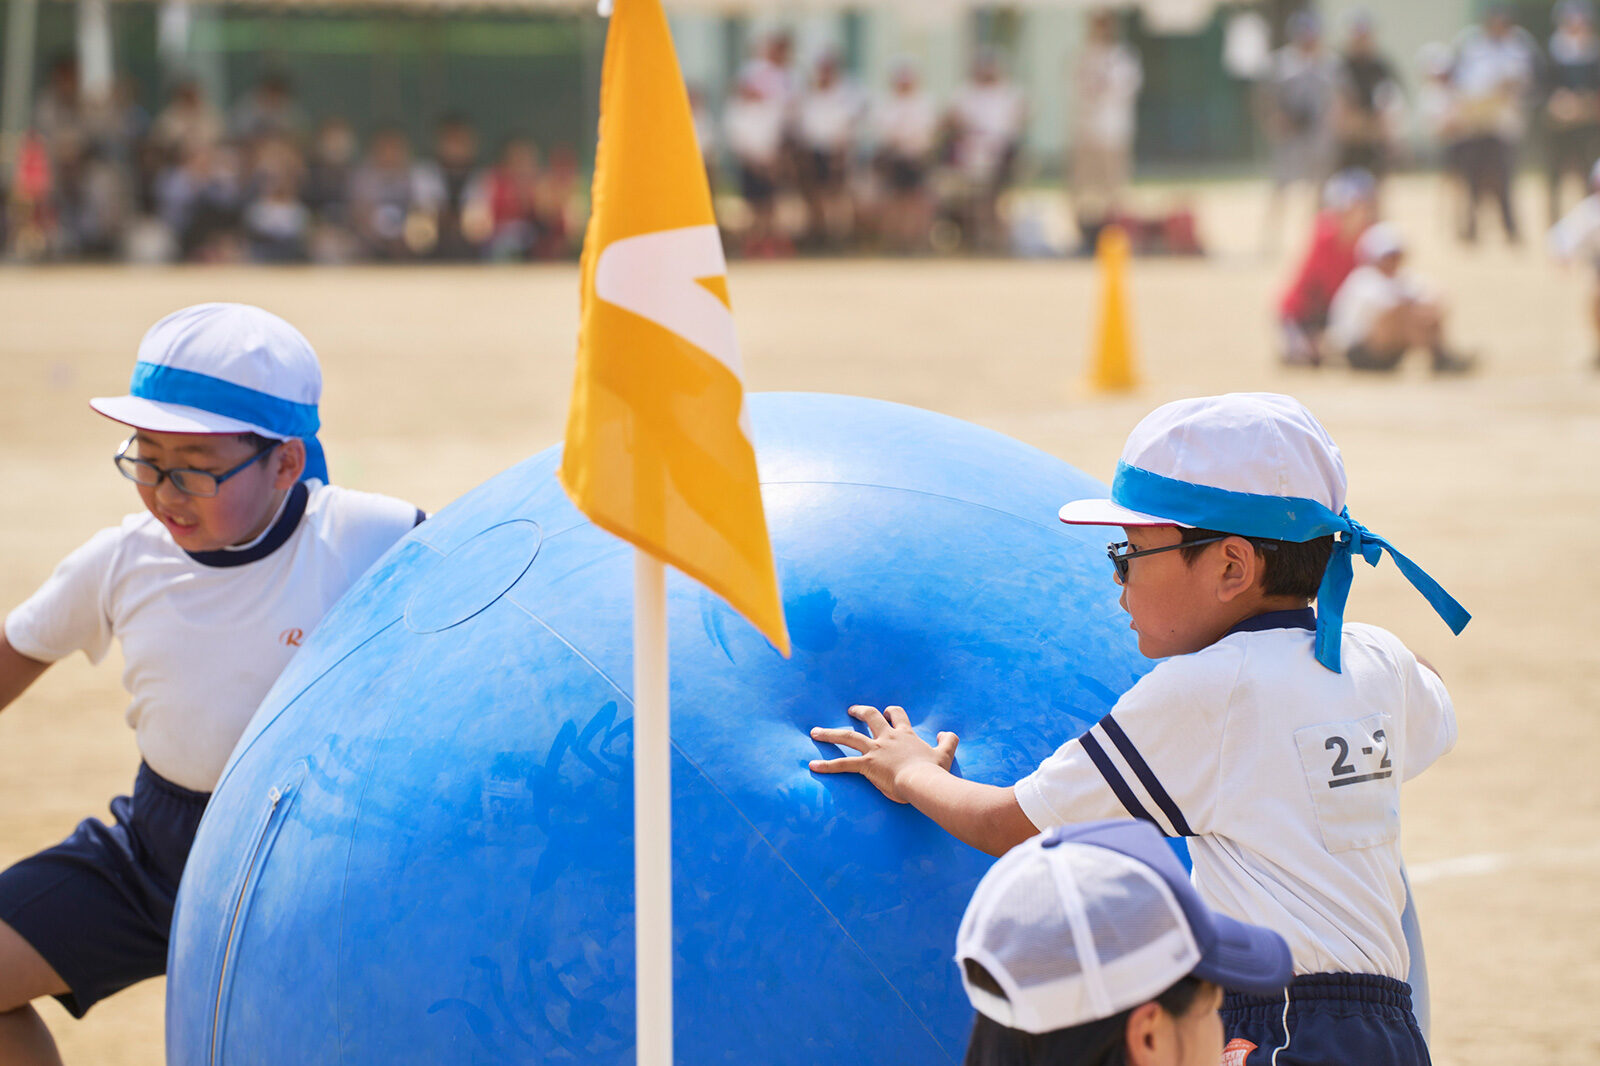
top-left (90, 303), bottom-right (328, 483)
top-left (1058, 393), bottom-right (1469, 672)
top-left (955, 820), bottom-right (1292, 1035)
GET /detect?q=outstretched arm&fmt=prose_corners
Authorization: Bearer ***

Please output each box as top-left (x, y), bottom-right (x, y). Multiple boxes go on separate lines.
top-left (810, 704), bottom-right (1040, 857)
top-left (0, 626), bottom-right (50, 713)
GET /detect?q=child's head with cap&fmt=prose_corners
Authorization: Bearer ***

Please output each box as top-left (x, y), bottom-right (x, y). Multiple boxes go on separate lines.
top-left (956, 819), bottom-right (1292, 1066)
top-left (90, 303), bottom-right (329, 553)
top-left (1058, 393), bottom-right (1469, 671)
top-left (1355, 222), bottom-right (1405, 273)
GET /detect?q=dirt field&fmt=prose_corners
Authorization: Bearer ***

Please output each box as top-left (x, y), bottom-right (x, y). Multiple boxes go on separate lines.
top-left (1, 174), bottom-right (1596, 1065)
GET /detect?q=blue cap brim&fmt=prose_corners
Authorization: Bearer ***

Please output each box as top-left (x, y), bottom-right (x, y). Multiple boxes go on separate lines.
top-left (1191, 913), bottom-right (1294, 998)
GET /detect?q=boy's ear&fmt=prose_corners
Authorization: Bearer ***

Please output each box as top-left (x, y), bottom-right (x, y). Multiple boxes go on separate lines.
top-left (1215, 535), bottom-right (1263, 603)
top-left (1122, 1000), bottom-right (1165, 1065)
top-left (272, 438), bottom-right (307, 490)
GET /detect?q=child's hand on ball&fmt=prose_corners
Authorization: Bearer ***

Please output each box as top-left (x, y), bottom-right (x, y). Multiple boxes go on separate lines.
top-left (809, 704), bottom-right (958, 803)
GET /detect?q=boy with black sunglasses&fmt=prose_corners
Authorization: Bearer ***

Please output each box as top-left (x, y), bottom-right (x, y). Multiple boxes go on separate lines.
top-left (0, 303), bottom-right (422, 1064)
top-left (809, 392), bottom-right (1469, 1065)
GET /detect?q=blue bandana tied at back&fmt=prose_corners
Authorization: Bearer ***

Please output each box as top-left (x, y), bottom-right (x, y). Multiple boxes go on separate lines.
top-left (129, 362), bottom-right (329, 483)
top-left (1112, 463), bottom-right (1469, 672)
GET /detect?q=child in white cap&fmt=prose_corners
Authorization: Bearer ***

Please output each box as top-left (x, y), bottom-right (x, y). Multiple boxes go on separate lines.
top-left (811, 392), bottom-right (1469, 1065)
top-left (0, 303), bottom-right (423, 1064)
top-left (1325, 221), bottom-right (1474, 373)
top-left (957, 819), bottom-right (1291, 1066)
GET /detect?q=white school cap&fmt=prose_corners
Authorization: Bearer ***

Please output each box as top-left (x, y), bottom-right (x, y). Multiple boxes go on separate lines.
top-left (1056, 393), bottom-right (1469, 673)
top-left (90, 303), bottom-right (329, 482)
top-left (1057, 393), bottom-right (1347, 529)
top-left (955, 820), bottom-right (1292, 1034)
top-left (1355, 222), bottom-right (1405, 263)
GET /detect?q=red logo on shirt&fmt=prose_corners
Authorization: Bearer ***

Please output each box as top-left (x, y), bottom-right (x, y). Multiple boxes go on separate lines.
top-left (280, 628), bottom-right (304, 647)
top-left (1221, 1037), bottom-right (1258, 1066)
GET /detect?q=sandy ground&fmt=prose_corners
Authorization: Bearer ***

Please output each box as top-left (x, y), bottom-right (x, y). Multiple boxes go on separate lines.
top-left (0, 174), bottom-right (1596, 1065)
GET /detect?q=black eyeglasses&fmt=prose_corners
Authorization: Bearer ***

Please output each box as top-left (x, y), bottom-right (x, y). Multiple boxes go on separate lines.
top-left (114, 435), bottom-right (278, 498)
top-left (1106, 537), bottom-right (1228, 584)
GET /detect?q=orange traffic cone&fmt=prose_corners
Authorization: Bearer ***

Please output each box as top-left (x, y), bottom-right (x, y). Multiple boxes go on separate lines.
top-left (1088, 225), bottom-right (1139, 392)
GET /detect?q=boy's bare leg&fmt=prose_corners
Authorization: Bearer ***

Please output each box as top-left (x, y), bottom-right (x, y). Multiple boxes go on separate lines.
top-left (0, 1007), bottom-right (62, 1066)
top-left (1364, 306), bottom-right (1410, 355)
top-left (0, 920), bottom-right (69, 1066)
top-left (1405, 298), bottom-right (1474, 372)
top-left (1403, 301), bottom-right (1444, 349)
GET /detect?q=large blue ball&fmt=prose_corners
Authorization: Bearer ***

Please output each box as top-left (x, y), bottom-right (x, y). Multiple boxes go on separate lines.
top-left (166, 392), bottom-right (1157, 1065)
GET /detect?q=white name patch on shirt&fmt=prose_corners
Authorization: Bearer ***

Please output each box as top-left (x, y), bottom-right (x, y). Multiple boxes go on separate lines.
top-left (1295, 713), bottom-right (1399, 853)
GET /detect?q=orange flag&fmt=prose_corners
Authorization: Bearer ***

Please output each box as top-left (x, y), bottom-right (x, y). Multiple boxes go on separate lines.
top-left (559, 0), bottom-right (790, 655)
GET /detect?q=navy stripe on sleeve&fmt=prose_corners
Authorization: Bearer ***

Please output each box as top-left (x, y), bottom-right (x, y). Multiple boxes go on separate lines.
top-left (1100, 714), bottom-right (1195, 837)
top-left (1079, 731), bottom-right (1160, 828)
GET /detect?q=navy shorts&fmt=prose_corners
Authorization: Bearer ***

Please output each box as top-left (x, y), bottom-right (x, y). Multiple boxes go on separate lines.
top-left (0, 763), bottom-right (209, 1017)
top-left (1222, 973), bottom-right (1430, 1066)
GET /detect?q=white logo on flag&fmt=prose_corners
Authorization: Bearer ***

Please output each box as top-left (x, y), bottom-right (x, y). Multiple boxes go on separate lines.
top-left (595, 224), bottom-right (743, 381)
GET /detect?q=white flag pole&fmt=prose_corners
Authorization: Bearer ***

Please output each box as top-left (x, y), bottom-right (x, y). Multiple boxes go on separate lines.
top-left (634, 549), bottom-right (672, 1066)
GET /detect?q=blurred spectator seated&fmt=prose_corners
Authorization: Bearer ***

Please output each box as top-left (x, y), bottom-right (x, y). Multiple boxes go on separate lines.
top-left (303, 117), bottom-right (360, 263)
top-left (870, 62), bottom-right (939, 254)
top-left (348, 126), bottom-right (437, 260)
top-left (243, 133), bottom-right (308, 262)
top-left (723, 67), bottom-right (791, 257)
top-left (156, 142), bottom-right (246, 262)
top-left (151, 81), bottom-right (224, 169)
top-left (244, 171), bottom-right (310, 263)
top-left (949, 51), bottom-right (1027, 253)
top-left (420, 114), bottom-right (486, 261)
top-left (535, 144), bottom-right (581, 259)
top-left (794, 51), bottom-right (863, 250)
top-left (231, 72), bottom-right (306, 146)
top-left (1325, 222), bottom-right (1474, 373)
top-left (471, 134), bottom-right (574, 261)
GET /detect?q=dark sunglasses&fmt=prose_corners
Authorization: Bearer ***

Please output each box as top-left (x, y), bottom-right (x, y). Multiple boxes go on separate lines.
top-left (1106, 536), bottom-right (1235, 584)
top-left (1106, 536), bottom-right (1279, 583)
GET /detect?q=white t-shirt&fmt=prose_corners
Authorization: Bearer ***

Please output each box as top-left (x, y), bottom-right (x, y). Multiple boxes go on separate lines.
top-left (796, 82), bottom-right (864, 153)
top-left (724, 97), bottom-right (788, 167)
top-left (874, 92), bottom-right (940, 159)
top-left (951, 82), bottom-right (1026, 181)
top-left (1326, 265), bottom-right (1429, 355)
top-left (5, 481), bottom-right (420, 792)
top-left (1015, 619), bottom-right (1455, 979)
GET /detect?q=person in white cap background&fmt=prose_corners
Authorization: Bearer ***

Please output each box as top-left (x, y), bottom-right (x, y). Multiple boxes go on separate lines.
top-left (1547, 155), bottom-right (1600, 367)
top-left (1325, 221), bottom-right (1475, 373)
top-left (0, 303), bottom-right (423, 1064)
top-left (811, 393), bottom-right (1469, 1064)
top-left (957, 820), bottom-right (1291, 1066)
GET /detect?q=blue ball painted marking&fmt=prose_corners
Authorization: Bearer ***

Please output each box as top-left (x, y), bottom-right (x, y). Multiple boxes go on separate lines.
top-left (166, 392), bottom-right (1425, 1063)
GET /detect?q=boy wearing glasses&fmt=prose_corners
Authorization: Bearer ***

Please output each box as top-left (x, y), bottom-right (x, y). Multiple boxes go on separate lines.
top-left (0, 303), bottom-right (421, 1064)
top-left (809, 393), bottom-right (1468, 1065)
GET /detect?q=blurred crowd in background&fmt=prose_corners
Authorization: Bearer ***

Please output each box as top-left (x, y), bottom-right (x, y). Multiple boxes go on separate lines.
top-left (4, 1), bottom-right (1600, 263)
top-left (5, 61), bottom-right (586, 264)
